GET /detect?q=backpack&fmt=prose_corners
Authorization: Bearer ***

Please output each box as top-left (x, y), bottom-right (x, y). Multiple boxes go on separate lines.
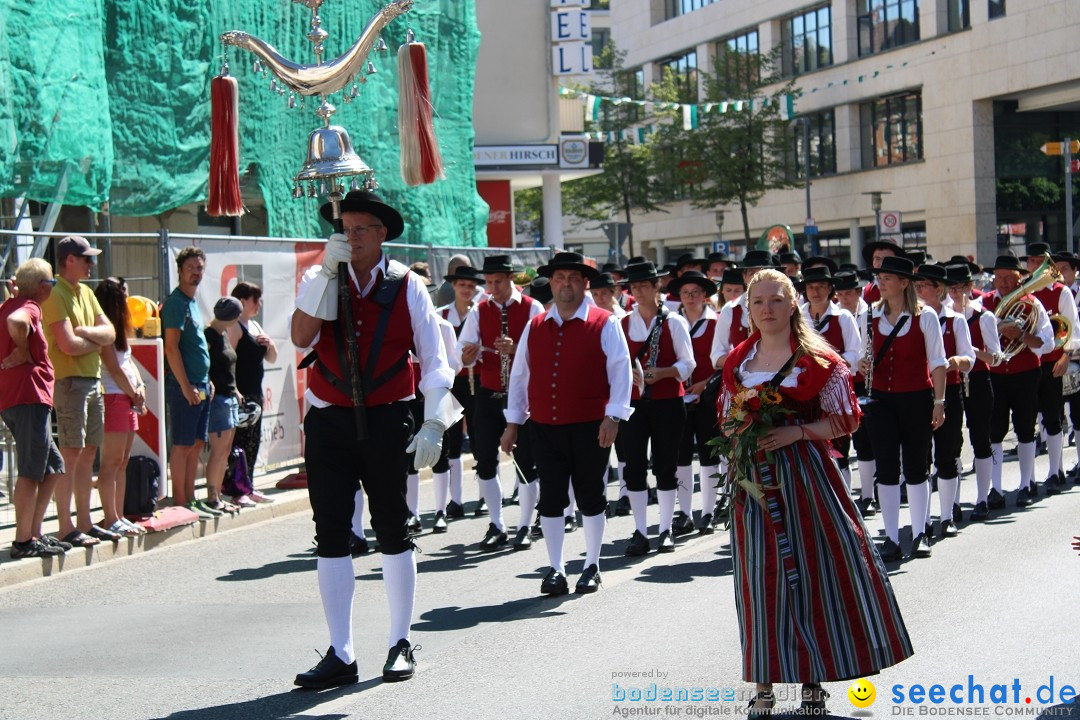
top-left (124, 456), bottom-right (160, 517)
top-left (222, 447), bottom-right (253, 498)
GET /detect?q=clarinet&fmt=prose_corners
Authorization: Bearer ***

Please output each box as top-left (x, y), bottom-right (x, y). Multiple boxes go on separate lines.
top-left (643, 302), bottom-right (664, 399)
top-left (858, 306), bottom-right (875, 407)
top-left (499, 303), bottom-right (511, 406)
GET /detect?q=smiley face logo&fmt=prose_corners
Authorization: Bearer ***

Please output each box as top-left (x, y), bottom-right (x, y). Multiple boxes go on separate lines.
top-left (848, 678), bottom-right (876, 708)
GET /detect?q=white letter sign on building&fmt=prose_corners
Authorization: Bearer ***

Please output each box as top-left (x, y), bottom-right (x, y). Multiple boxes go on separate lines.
top-left (550, 1), bottom-right (592, 76)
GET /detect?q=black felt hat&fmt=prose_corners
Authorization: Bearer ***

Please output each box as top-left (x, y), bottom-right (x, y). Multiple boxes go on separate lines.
top-left (321, 191), bottom-right (405, 240)
top-left (862, 238), bottom-right (905, 267)
top-left (590, 272), bottom-right (623, 290)
top-left (1053, 251), bottom-right (1080, 270)
top-left (624, 262), bottom-right (667, 284)
top-left (740, 250), bottom-right (777, 270)
top-left (947, 254), bottom-right (982, 274)
top-left (1021, 242), bottom-right (1053, 261)
top-left (667, 270), bottom-right (717, 296)
top-left (481, 254), bottom-right (515, 274)
top-left (444, 266), bottom-right (486, 284)
top-left (802, 255), bottom-right (839, 274)
top-left (871, 255), bottom-right (918, 279)
top-left (778, 251), bottom-right (802, 265)
top-left (944, 264), bottom-right (973, 286)
top-left (527, 277), bottom-right (553, 304)
top-left (991, 254), bottom-right (1024, 272)
top-left (833, 271), bottom-right (867, 291)
top-left (707, 251), bottom-right (734, 265)
top-left (538, 251), bottom-right (599, 280)
top-left (674, 252), bottom-right (707, 272)
top-left (915, 263), bottom-right (948, 284)
top-left (720, 268), bottom-right (746, 288)
top-left (798, 265), bottom-right (836, 288)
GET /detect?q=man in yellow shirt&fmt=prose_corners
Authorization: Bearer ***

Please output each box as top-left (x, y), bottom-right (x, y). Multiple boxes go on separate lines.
top-left (41, 236), bottom-right (116, 546)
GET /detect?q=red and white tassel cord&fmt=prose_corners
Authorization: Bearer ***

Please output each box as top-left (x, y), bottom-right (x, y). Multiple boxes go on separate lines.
top-left (398, 42), bottom-right (444, 187)
top-left (208, 74), bottom-right (244, 216)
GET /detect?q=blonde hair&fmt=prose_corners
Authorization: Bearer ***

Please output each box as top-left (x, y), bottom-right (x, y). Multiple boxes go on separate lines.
top-left (878, 274), bottom-right (920, 316)
top-left (746, 269), bottom-right (835, 368)
top-left (14, 258), bottom-right (53, 296)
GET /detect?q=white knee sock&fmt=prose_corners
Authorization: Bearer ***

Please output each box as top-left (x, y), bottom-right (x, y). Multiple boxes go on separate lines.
top-left (879, 484), bottom-right (901, 544)
top-left (991, 444), bottom-right (1003, 493)
top-left (1047, 432), bottom-right (1063, 477)
top-left (433, 471), bottom-right (449, 515)
top-left (676, 465), bottom-right (694, 515)
top-left (975, 456), bottom-right (993, 503)
top-left (657, 488), bottom-right (677, 534)
top-left (938, 476), bottom-right (958, 522)
top-left (351, 489), bottom-right (366, 536)
top-left (480, 476), bottom-right (504, 531)
top-left (317, 556), bottom-right (356, 663)
top-left (859, 459), bottom-right (876, 501)
top-left (406, 473), bottom-right (419, 516)
top-left (700, 469), bottom-right (719, 520)
top-left (907, 481), bottom-right (930, 538)
top-left (583, 512), bottom-right (605, 569)
top-left (628, 489), bottom-right (648, 536)
top-left (382, 549), bottom-right (416, 646)
top-left (517, 480), bottom-right (538, 531)
top-left (541, 515), bottom-right (565, 574)
top-left (565, 484), bottom-right (576, 517)
top-left (1017, 441), bottom-right (1036, 490)
top-left (448, 458), bottom-right (463, 505)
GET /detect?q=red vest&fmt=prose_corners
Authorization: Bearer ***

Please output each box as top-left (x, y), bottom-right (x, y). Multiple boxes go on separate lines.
top-left (967, 308), bottom-right (989, 374)
top-left (813, 312), bottom-right (845, 355)
top-left (477, 295), bottom-right (537, 392)
top-left (729, 303), bottom-right (750, 349)
top-left (308, 271), bottom-right (415, 407)
top-left (981, 292), bottom-right (1040, 374)
top-left (527, 307), bottom-right (611, 425)
top-left (863, 282), bottom-right (881, 304)
top-left (871, 314), bottom-right (931, 393)
top-left (686, 316), bottom-right (717, 384)
top-left (941, 314), bottom-right (961, 386)
top-left (622, 313), bottom-right (685, 401)
top-left (1032, 283), bottom-right (1065, 365)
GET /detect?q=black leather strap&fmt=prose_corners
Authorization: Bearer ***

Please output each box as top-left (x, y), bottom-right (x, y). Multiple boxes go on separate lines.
top-left (874, 315), bottom-right (909, 367)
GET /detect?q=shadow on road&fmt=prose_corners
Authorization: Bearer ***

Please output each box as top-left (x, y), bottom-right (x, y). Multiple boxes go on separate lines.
top-left (151, 678), bottom-right (382, 720)
top-left (216, 557), bottom-right (317, 582)
top-left (412, 593), bottom-right (575, 632)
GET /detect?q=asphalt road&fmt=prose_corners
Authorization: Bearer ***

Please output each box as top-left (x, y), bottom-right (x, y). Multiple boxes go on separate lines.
top-left (1, 452), bottom-right (1079, 720)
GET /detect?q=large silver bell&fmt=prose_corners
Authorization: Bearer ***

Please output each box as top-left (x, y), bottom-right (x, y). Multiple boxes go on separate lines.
top-left (294, 125), bottom-right (372, 183)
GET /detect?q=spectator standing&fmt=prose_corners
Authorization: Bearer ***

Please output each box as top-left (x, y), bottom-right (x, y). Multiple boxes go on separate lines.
top-left (94, 278), bottom-right (147, 536)
top-left (1, 259), bottom-right (67, 558)
top-left (227, 282), bottom-right (277, 504)
top-left (162, 247), bottom-right (213, 518)
top-left (202, 297), bottom-right (244, 515)
top-left (42, 235), bottom-right (117, 546)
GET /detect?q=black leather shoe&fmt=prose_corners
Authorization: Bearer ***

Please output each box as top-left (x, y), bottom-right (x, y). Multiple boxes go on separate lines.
top-left (349, 532), bottom-right (370, 557)
top-left (540, 568), bottom-right (569, 595)
top-left (911, 532), bottom-right (932, 558)
top-left (1046, 474), bottom-right (1062, 496)
top-left (952, 502), bottom-right (963, 524)
top-left (382, 639), bottom-right (417, 682)
top-left (698, 513), bottom-right (714, 535)
top-left (987, 488), bottom-right (1006, 510)
top-left (432, 511), bottom-right (447, 534)
top-left (614, 496), bottom-right (631, 516)
top-left (530, 516), bottom-right (543, 538)
top-left (856, 497), bottom-right (876, 518)
top-left (294, 646), bottom-right (358, 689)
top-left (512, 526), bottom-right (532, 550)
top-left (624, 530), bottom-right (649, 556)
top-left (406, 515), bottom-right (422, 534)
top-left (968, 501), bottom-right (989, 521)
top-left (878, 538), bottom-right (902, 562)
top-left (445, 500), bottom-right (464, 519)
top-left (1015, 486), bottom-right (1032, 507)
top-left (478, 522), bottom-right (508, 550)
top-left (940, 519), bottom-right (958, 538)
top-left (564, 515), bottom-right (576, 533)
top-left (714, 495), bottom-right (728, 518)
top-left (575, 564), bottom-right (601, 594)
top-left (747, 690), bottom-right (775, 719)
top-left (671, 511), bottom-right (696, 537)
top-left (657, 530), bottom-right (675, 553)
top-left (474, 497), bottom-right (489, 517)
top-left (1068, 463), bottom-right (1080, 482)
top-left (800, 684), bottom-right (830, 713)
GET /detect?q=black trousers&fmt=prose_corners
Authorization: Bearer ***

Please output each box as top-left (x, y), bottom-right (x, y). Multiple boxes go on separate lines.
top-left (677, 392), bottom-right (720, 467)
top-left (990, 368), bottom-right (1040, 444)
top-left (532, 420), bottom-right (609, 518)
top-left (964, 371), bottom-right (994, 459)
top-left (433, 374), bottom-right (475, 473)
top-left (472, 387), bottom-right (537, 483)
top-left (866, 389), bottom-right (933, 487)
top-left (932, 383), bottom-right (965, 480)
top-left (305, 403), bottom-right (414, 557)
top-left (851, 381), bottom-right (874, 462)
top-left (623, 397), bottom-right (686, 492)
top-left (1037, 362), bottom-right (1064, 435)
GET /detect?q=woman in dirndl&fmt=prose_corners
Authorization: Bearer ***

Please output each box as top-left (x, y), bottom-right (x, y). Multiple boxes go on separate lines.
top-left (720, 269), bottom-right (913, 717)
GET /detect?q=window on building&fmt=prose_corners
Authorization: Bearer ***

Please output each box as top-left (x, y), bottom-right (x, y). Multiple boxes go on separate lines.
top-left (989, 0), bottom-right (1006, 18)
top-left (591, 28), bottom-right (611, 68)
top-left (715, 29), bottom-right (759, 93)
top-left (615, 68), bottom-right (646, 123)
top-left (947, 0), bottom-right (970, 31)
top-left (661, 50), bottom-right (699, 102)
top-left (858, 0), bottom-right (920, 56)
top-left (788, 110), bottom-right (837, 180)
top-left (588, 0), bottom-right (610, 9)
top-left (665, 0), bottom-right (716, 20)
top-left (860, 90), bottom-right (923, 168)
top-left (781, 5), bottom-right (832, 76)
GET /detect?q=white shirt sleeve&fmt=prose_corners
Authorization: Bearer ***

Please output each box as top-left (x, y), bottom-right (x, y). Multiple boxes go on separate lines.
top-left (292, 267), bottom-right (322, 349)
top-left (1030, 297), bottom-right (1055, 356)
top-left (504, 320), bottom-right (532, 425)
top-left (919, 309), bottom-right (949, 372)
top-left (602, 313), bottom-right (633, 420)
top-left (950, 315), bottom-right (976, 370)
top-left (407, 273), bottom-right (455, 394)
top-left (527, 300), bottom-right (545, 320)
top-left (438, 315), bottom-right (462, 375)
top-left (456, 305), bottom-right (481, 367)
top-left (979, 310), bottom-right (1002, 356)
top-left (711, 303), bottom-right (734, 367)
top-left (837, 310), bottom-right (862, 369)
top-left (666, 313), bottom-right (696, 382)
top-left (1055, 286), bottom-right (1080, 353)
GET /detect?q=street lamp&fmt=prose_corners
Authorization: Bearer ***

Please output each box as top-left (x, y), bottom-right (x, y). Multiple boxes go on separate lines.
top-left (862, 190), bottom-right (891, 259)
top-left (715, 209), bottom-right (725, 242)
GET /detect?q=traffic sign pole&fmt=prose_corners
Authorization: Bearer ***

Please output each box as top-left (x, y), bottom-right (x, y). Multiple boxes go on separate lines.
top-left (1068, 137), bottom-right (1075, 255)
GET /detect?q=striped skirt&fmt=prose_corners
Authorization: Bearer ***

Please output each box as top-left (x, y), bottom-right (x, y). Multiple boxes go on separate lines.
top-left (730, 436), bottom-right (914, 683)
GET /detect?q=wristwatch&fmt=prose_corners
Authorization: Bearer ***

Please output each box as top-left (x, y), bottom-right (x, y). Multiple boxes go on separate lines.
top-left (606, 415), bottom-right (621, 424)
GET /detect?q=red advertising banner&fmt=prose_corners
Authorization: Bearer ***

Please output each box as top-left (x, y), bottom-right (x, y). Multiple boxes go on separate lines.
top-left (477, 180), bottom-right (513, 248)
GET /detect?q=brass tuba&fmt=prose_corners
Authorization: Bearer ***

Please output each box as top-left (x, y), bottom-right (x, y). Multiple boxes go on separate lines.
top-left (994, 252), bottom-right (1062, 361)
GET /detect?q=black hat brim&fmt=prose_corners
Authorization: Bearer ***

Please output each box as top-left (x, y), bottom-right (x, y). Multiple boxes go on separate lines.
top-left (537, 262), bottom-right (599, 281)
top-left (870, 267), bottom-right (919, 280)
top-left (444, 272), bottom-right (485, 284)
top-left (667, 276), bottom-right (717, 296)
top-left (320, 195), bottom-right (405, 240)
top-left (861, 241), bottom-right (906, 266)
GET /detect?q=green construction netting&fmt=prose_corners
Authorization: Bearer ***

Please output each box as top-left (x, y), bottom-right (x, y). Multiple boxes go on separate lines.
top-left (0, 0), bottom-right (488, 244)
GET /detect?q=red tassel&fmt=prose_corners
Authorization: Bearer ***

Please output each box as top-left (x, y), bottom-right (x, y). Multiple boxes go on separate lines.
top-left (208, 74), bottom-right (244, 216)
top-left (398, 42), bottom-right (444, 186)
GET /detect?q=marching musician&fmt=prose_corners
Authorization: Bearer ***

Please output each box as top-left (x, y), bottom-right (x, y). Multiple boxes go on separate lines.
top-left (857, 255), bottom-right (947, 562)
top-left (705, 251), bottom-right (735, 282)
top-left (834, 271), bottom-right (877, 516)
top-left (590, 272), bottom-right (628, 318)
top-left (1053, 252), bottom-right (1080, 479)
top-left (458, 255), bottom-right (543, 550)
top-left (979, 255), bottom-right (1054, 510)
top-left (861, 238), bottom-right (905, 304)
top-left (710, 251), bottom-right (775, 371)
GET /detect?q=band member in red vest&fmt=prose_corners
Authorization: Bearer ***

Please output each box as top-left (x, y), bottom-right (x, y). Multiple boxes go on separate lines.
top-left (1053, 251), bottom-right (1080, 479)
top-left (857, 256), bottom-right (946, 561)
top-left (980, 254), bottom-right (1054, 509)
top-left (668, 270), bottom-right (720, 534)
top-left (706, 251), bottom-right (734, 282)
top-left (718, 268), bottom-right (746, 306)
top-left (291, 191), bottom-right (458, 687)
top-left (711, 251), bottom-right (775, 371)
top-left (1024, 243), bottom-right (1079, 494)
top-left (945, 263), bottom-right (1001, 521)
top-left (501, 252), bottom-right (632, 594)
top-left (433, 266), bottom-right (485, 526)
top-left (861, 239), bottom-right (906, 304)
top-left (798, 266), bottom-right (861, 488)
top-left (620, 262), bottom-right (696, 555)
top-left (458, 255), bottom-right (543, 550)
top-left (915, 264), bottom-right (975, 537)
top-left (834, 270), bottom-right (877, 515)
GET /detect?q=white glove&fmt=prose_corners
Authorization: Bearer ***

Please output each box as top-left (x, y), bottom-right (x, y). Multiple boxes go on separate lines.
top-left (406, 419), bottom-right (445, 469)
top-left (321, 233), bottom-right (353, 279)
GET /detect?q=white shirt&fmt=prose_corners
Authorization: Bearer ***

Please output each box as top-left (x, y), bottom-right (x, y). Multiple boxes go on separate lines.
top-left (801, 302), bottom-right (862, 368)
top-left (456, 287), bottom-right (544, 367)
top-left (679, 304), bottom-right (718, 339)
top-left (296, 255), bottom-right (454, 408)
top-left (436, 313), bottom-right (463, 375)
top-left (710, 294), bottom-right (749, 367)
top-left (436, 302), bottom-right (473, 330)
top-left (871, 305), bottom-right (949, 373)
top-left (625, 307), bottom-right (696, 382)
top-left (958, 303), bottom-right (1003, 362)
top-left (1046, 285), bottom-right (1080, 353)
top-left (936, 306), bottom-right (976, 371)
top-left (504, 300), bottom-right (633, 425)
